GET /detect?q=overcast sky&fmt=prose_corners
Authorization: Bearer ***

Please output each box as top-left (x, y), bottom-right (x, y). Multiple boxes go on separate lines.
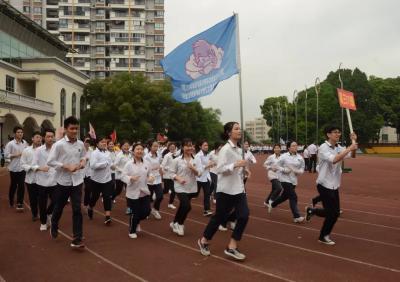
top-left (164, 0), bottom-right (400, 124)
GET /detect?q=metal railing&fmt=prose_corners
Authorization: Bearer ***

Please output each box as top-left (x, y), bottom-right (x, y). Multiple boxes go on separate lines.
top-left (0, 89), bottom-right (54, 113)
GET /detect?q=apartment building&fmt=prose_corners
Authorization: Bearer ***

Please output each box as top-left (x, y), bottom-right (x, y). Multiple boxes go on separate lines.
top-left (6, 0), bottom-right (165, 80)
top-left (245, 117), bottom-right (271, 143)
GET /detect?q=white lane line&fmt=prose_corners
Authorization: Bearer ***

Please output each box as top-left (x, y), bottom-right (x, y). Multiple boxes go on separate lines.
top-left (92, 209), bottom-right (294, 282)
top-left (247, 186), bottom-right (400, 210)
top-left (159, 210), bottom-right (400, 274)
top-left (244, 201), bottom-right (400, 231)
top-left (23, 202), bottom-right (148, 282)
top-left (190, 202), bottom-right (400, 248)
top-left (246, 193), bottom-right (400, 219)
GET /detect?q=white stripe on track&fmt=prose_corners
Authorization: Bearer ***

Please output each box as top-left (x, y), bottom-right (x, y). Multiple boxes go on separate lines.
top-left (23, 202), bottom-right (148, 282)
top-left (93, 209), bottom-right (295, 282)
top-left (190, 202), bottom-right (400, 248)
top-left (158, 209), bottom-right (400, 274)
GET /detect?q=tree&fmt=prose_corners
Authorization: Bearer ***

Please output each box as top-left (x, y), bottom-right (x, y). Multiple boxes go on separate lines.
top-left (259, 68), bottom-right (399, 145)
top-left (80, 73), bottom-right (223, 145)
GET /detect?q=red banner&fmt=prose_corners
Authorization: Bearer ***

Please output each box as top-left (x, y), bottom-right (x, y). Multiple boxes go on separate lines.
top-left (337, 88), bottom-right (357, 110)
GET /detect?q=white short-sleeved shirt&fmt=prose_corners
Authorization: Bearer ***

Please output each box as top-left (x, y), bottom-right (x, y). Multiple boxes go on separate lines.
top-left (144, 152), bottom-right (162, 185)
top-left (47, 136), bottom-right (86, 186)
top-left (90, 148), bottom-right (113, 184)
top-left (172, 156), bottom-right (202, 194)
top-left (216, 140), bottom-right (245, 195)
top-left (316, 141), bottom-right (351, 190)
top-left (114, 151), bottom-right (132, 180)
top-left (21, 145), bottom-right (39, 184)
top-left (278, 152), bottom-right (305, 186)
top-left (34, 145), bottom-right (57, 187)
top-left (263, 154), bottom-right (281, 181)
top-left (4, 139), bottom-right (27, 172)
top-left (122, 160), bottom-right (151, 200)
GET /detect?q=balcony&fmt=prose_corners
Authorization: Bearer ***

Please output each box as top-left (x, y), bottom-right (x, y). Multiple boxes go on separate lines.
top-left (59, 24), bottom-right (90, 32)
top-left (109, 0), bottom-right (145, 9)
top-left (59, 0), bottom-right (91, 6)
top-left (59, 10), bottom-right (90, 19)
top-left (0, 89), bottom-right (54, 115)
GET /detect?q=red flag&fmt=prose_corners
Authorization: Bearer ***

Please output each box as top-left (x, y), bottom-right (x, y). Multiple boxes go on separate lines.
top-left (110, 130), bottom-right (117, 143)
top-left (337, 89), bottom-right (357, 110)
top-left (89, 122), bottom-right (96, 139)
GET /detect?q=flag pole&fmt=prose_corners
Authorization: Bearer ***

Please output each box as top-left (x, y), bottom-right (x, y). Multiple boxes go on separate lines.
top-left (235, 13), bottom-right (245, 159)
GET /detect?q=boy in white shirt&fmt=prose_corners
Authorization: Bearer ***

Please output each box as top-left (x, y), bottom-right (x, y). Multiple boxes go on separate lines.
top-left (305, 126), bottom-right (357, 245)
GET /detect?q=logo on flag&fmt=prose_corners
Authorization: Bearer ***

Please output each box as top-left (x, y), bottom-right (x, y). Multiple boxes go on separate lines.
top-left (161, 15), bottom-right (239, 103)
top-left (337, 89), bottom-right (357, 110)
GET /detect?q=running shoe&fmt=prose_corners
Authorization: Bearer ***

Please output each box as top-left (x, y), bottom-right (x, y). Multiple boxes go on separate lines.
top-left (224, 248), bottom-right (246, 261)
top-left (198, 239), bottom-right (211, 256)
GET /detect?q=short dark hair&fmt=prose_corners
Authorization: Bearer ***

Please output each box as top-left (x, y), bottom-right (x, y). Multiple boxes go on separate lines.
top-left (63, 116), bottom-right (79, 129)
top-left (273, 143), bottom-right (281, 149)
top-left (32, 131), bottom-right (41, 138)
top-left (96, 136), bottom-right (108, 144)
top-left (286, 140), bottom-right (297, 149)
top-left (221, 122), bottom-right (239, 141)
top-left (13, 126), bottom-right (23, 133)
top-left (42, 128), bottom-right (55, 137)
top-left (213, 141), bottom-right (222, 149)
top-left (324, 126), bottom-right (341, 139)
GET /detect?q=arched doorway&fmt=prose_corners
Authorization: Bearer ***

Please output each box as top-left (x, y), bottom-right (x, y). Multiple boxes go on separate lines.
top-left (2, 113), bottom-right (21, 145)
top-left (41, 119), bottom-right (55, 133)
top-left (23, 117), bottom-right (40, 143)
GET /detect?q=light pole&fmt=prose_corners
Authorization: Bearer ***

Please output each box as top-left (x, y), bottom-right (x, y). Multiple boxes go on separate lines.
top-left (270, 105), bottom-right (274, 143)
top-left (285, 102), bottom-right (288, 142)
top-left (305, 85), bottom-right (308, 145)
top-left (277, 102), bottom-right (281, 143)
top-left (338, 63), bottom-right (344, 145)
top-left (293, 90), bottom-right (298, 141)
top-left (315, 77), bottom-right (321, 144)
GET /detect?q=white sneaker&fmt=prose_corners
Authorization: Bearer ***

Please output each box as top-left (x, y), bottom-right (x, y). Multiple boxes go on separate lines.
top-left (293, 216), bottom-right (305, 223)
top-left (177, 224), bottom-right (184, 236)
top-left (218, 225), bottom-right (228, 232)
top-left (152, 193), bottom-right (156, 201)
top-left (228, 221), bottom-right (236, 230)
top-left (168, 204), bottom-right (176, 210)
top-left (113, 200), bottom-right (116, 204)
top-left (170, 222), bottom-right (179, 234)
top-left (318, 235), bottom-right (336, 245)
top-left (136, 224), bottom-right (142, 232)
top-left (46, 214), bottom-right (52, 227)
top-left (151, 209), bottom-right (162, 220)
top-left (129, 233), bottom-right (137, 239)
top-left (212, 199), bottom-right (216, 204)
top-left (40, 224), bottom-right (47, 231)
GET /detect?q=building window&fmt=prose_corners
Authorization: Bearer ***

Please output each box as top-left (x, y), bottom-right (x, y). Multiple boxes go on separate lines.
top-left (33, 7), bottom-right (42, 14)
top-left (6, 75), bottom-right (15, 92)
top-left (60, 89), bottom-right (66, 126)
top-left (96, 22), bottom-right (105, 29)
top-left (155, 23), bottom-right (164, 30)
top-left (72, 93), bottom-right (77, 117)
top-left (96, 9), bottom-right (105, 15)
top-left (154, 47), bottom-right (164, 54)
top-left (96, 34), bottom-right (105, 40)
top-left (154, 35), bottom-right (164, 42)
top-left (154, 11), bottom-right (164, 17)
top-left (96, 46), bottom-right (105, 53)
top-left (155, 0), bottom-right (164, 4)
top-left (59, 19), bottom-right (68, 28)
top-left (23, 6), bottom-right (30, 13)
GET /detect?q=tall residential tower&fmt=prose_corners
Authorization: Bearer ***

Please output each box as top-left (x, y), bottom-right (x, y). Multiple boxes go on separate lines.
top-left (6, 0), bottom-right (165, 80)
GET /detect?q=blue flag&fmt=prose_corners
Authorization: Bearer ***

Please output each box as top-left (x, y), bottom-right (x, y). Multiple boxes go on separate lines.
top-left (161, 15), bottom-right (239, 103)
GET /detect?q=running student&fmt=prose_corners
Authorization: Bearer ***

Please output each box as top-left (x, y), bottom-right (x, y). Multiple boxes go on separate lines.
top-left (264, 144), bottom-right (284, 212)
top-left (305, 126), bottom-right (357, 245)
top-left (20, 131), bottom-right (42, 220)
top-left (107, 140), bottom-right (117, 200)
top-left (198, 122), bottom-right (250, 261)
top-left (33, 129), bottom-right (56, 231)
top-left (88, 137), bottom-right (115, 225)
top-left (161, 142), bottom-right (177, 209)
top-left (4, 126), bottom-right (27, 211)
top-left (269, 140), bottom-right (305, 223)
top-left (112, 140), bottom-right (131, 211)
top-left (144, 139), bottom-right (163, 220)
top-left (209, 141), bottom-right (222, 204)
top-left (83, 138), bottom-right (93, 209)
top-left (195, 140), bottom-right (214, 217)
top-left (122, 143), bottom-right (154, 239)
top-left (47, 116), bottom-right (86, 249)
top-left (170, 139), bottom-right (201, 236)
top-left (303, 145), bottom-right (310, 171)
